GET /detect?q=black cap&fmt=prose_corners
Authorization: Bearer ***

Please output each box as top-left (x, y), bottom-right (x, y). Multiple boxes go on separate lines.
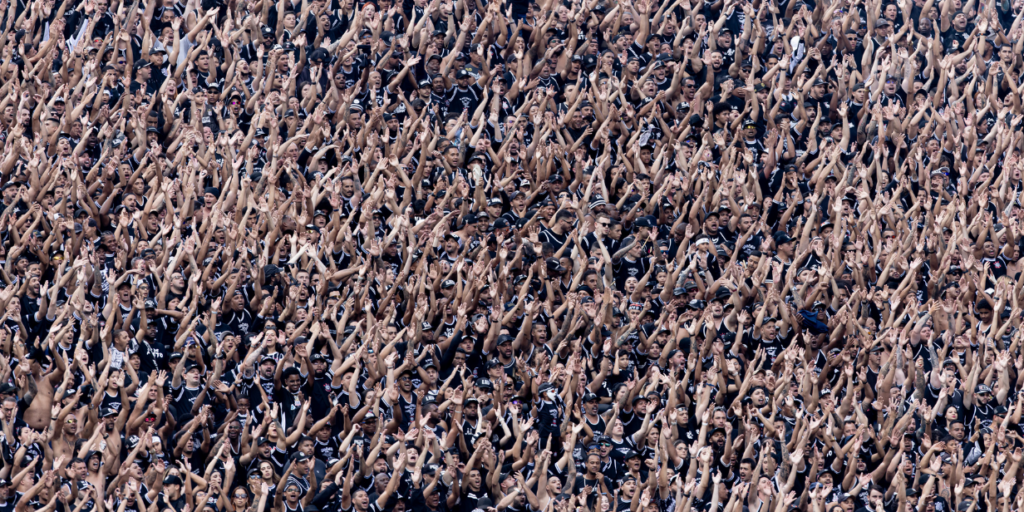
top-left (546, 257), bottom-right (566, 273)
top-left (309, 48), bottom-right (329, 62)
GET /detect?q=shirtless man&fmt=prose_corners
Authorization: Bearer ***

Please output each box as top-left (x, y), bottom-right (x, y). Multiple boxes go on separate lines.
top-left (50, 387), bottom-right (85, 463)
top-left (63, 452), bottom-right (106, 509)
top-left (18, 347), bottom-right (67, 431)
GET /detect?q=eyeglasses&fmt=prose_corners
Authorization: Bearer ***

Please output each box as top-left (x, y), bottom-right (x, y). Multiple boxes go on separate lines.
top-left (117, 60), bottom-right (126, 65)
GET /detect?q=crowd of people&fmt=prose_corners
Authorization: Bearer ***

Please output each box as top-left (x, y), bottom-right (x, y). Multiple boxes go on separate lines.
top-left (0, 0), bottom-right (1020, 509)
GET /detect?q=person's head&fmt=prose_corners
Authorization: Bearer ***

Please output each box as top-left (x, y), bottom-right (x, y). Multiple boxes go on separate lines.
top-left (545, 474), bottom-right (563, 495)
top-left (586, 452), bottom-right (602, 475)
top-left (977, 301), bottom-right (994, 323)
top-left (620, 476), bottom-right (637, 497)
top-left (949, 421), bottom-right (965, 440)
top-left (282, 482), bottom-right (301, 503)
top-left (283, 367), bottom-right (302, 392)
top-left (163, 475), bottom-right (183, 498)
top-left (311, 354), bottom-right (328, 375)
top-left (259, 354), bottom-right (277, 377)
top-left (953, 10), bottom-right (967, 29)
top-left (258, 460), bottom-right (274, 480)
top-left (466, 468), bottom-right (482, 489)
top-left (183, 362), bottom-right (201, 386)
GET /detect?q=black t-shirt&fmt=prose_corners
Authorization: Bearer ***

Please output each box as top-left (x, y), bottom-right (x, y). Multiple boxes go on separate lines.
top-left (445, 83), bottom-right (485, 115)
top-left (747, 328), bottom-right (789, 369)
top-left (572, 473), bottom-right (614, 494)
top-left (156, 492), bottom-right (186, 512)
top-left (171, 384), bottom-right (202, 418)
top-left (613, 256), bottom-right (651, 291)
top-left (457, 488), bottom-right (491, 512)
top-left (409, 485), bottom-right (447, 512)
top-left (539, 226), bottom-right (573, 253)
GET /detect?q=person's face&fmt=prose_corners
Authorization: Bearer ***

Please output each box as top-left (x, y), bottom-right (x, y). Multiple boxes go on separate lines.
top-left (1, 401), bottom-right (15, 422)
top-left (286, 374), bottom-right (302, 392)
top-left (283, 484), bottom-right (301, 503)
top-left (467, 469), bottom-right (482, 489)
top-left (710, 51), bottom-right (723, 69)
top-left (739, 462), bottom-right (753, 481)
top-left (979, 308), bottom-right (993, 322)
top-left (69, 461), bottom-right (87, 480)
top-left (950, 423), bottom-right (965, 440)
top-left (184, 367), bottom-right (201, 386)
top-left (232, 489), bottom-right (249, 508)
top-left (752, 388), bottom-right (766, 406)
top-left (310, 356), bottom-right (327, 375)
top-left (452, 352), bottom-right (467, 367)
